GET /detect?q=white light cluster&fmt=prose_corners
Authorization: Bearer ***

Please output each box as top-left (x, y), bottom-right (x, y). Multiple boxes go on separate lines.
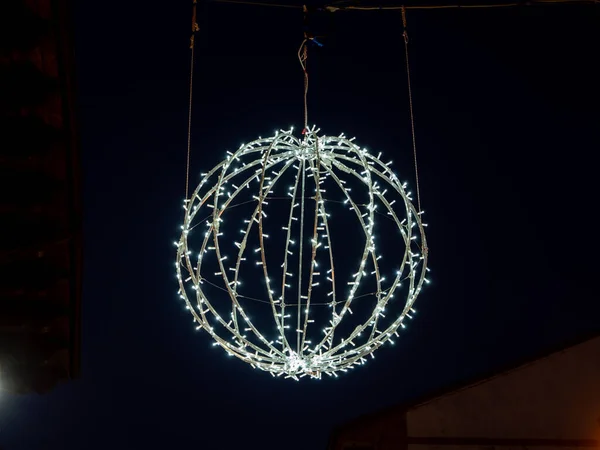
top-left (175, 127), bottom-right (429, 380)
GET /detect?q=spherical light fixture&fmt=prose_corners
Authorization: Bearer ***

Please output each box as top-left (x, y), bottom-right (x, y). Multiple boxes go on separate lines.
top-left (175, 127), bottom-right (428, 380)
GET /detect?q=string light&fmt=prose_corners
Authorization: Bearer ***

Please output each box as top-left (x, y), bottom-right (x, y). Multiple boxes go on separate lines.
top-left (175, 127), bottom-right (429, 380)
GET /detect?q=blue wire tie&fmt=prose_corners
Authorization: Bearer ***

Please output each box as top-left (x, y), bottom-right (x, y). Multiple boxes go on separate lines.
top-left (310, 38), bottom-right (324, 47)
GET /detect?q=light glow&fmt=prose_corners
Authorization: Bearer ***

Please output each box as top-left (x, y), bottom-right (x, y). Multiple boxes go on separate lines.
top-left (175, 127), bottom-right (429, 380)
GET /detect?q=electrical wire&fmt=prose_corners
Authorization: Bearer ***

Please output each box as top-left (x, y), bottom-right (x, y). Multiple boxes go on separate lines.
top-left (207, 0), bottom-right (598, 10)
top-left (401, 6), bottom-right (422, 214)
top-left (298, 39), bottom-right (309, 132)
top-left (186, 1), bottom-right (200, 201)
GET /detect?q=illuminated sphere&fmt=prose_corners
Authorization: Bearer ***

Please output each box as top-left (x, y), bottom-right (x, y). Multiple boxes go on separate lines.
top-left (175, 127), bottom-right (429, 380)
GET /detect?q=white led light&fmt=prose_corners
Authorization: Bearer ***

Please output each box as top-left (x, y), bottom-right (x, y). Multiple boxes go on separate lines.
top-left (175, 127), bottom-right (429, 380)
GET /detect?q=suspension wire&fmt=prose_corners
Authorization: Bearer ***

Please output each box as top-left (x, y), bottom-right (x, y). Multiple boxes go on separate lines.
top-left (303, 44), bottom-right (308, 132)
top-left (207, 0), bottom-right (598, 10)
top-left (186, 1), bottom-right (200, 201)
top-left (299, 5), bottom-right (309, 134)
top-left (298, 42), bottom-right (308, 132)
top-left (401, 6), bottom-right (422, 214)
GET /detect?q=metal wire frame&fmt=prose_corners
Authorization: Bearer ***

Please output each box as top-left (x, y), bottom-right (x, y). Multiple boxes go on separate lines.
top-left (175, 127), bottom-right (428, 380)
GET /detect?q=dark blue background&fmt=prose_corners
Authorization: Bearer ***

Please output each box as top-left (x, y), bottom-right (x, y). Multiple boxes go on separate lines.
top-left (1, 2), bottom-right (599, 449)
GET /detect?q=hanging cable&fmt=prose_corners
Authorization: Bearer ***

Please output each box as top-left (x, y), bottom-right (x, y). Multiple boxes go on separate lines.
top-left (298, 41), bottom-right (308, 133)
top-left (298, 6), bottom-right (324, 135)
top-left (208, 0), bottom-right (598, 11)
top-left (299, 5), bottom-right (309, 134)
top-left (401, 6), bottom-right (422, 215)
top-left (186, 1), bottom-right (200, 201)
